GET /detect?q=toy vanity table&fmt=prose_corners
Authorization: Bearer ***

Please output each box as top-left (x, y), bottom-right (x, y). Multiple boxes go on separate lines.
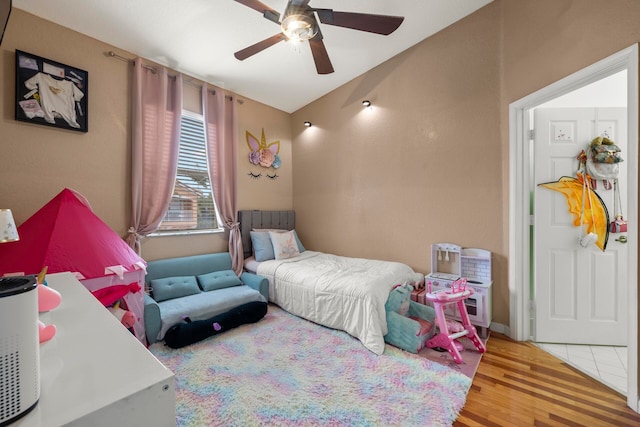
top-left (425, 243), bottom-right (493, 338)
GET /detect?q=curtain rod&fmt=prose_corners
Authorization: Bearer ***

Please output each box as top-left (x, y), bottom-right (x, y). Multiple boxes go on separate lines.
top-left (106, 51), bottom-right (243, 103)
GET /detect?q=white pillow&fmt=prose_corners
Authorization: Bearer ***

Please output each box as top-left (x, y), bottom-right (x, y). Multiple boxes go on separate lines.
top-left (254, 228), bottom-right (306, 253)
top-left (269, 230), bottom-right (300, 260)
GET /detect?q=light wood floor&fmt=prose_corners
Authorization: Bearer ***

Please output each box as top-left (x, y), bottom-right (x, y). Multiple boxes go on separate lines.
top-left (455, 333), bottom-right (640, 426)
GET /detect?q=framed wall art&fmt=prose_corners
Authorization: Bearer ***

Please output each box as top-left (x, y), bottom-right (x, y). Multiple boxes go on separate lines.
top-left (15, 50), bottom-right (88, 132)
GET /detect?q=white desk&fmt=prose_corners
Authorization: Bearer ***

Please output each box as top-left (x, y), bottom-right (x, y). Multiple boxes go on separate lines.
top-left (13, 272), bottom-right (175, 427)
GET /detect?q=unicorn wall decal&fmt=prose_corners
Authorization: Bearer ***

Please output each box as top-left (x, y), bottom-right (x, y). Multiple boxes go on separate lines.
top-left (247, 128), bottom-right (281, 169)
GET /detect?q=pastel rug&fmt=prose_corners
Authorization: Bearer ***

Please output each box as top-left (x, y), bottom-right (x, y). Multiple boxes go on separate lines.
top-left (149, 305), bottom-right (472, 427)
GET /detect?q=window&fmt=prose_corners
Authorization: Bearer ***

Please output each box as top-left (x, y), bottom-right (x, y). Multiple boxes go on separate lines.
top-left (156, 112), bottom-right (220, 233)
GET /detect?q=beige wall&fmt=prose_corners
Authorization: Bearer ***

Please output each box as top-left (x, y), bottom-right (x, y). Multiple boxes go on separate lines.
top-left (292, 0), bottom-right (640, 329)
top-left (0, 9), bottom-right (292, 262)
top-left (292, 4), bottom-right (504, 314)
top-left (237, 97), bottom-right (293, 212)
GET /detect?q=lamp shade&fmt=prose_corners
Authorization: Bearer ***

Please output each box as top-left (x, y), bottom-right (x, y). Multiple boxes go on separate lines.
top-left (0, 209), bottom-right (19, 243)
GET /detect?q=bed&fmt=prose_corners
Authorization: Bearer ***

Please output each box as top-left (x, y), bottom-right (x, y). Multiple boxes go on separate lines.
top-left (239, 210), bottom-right (423, 355)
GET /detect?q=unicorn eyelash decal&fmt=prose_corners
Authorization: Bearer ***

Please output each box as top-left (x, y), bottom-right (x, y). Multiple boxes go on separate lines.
top-left (247, 128), bottom-right (281, 170)
top-left (266, 173), bottom-right (279, 180)
top-left (248, 171), bottom-right (262, 179)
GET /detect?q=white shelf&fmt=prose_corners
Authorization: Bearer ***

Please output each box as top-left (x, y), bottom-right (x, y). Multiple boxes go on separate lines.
top-left (13, 272), bottom-right (175, 427)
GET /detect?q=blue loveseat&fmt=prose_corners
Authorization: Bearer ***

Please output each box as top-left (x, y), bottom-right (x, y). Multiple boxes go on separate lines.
top-left (144, 252), bottom-right (268, 345)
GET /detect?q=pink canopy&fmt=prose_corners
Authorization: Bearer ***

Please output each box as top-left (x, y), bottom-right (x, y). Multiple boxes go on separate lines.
top-left (0, 188), bottom-right (146, 279)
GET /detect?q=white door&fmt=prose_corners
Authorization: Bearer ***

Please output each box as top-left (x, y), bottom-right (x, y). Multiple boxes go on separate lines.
top-left (534, 107), bottom-right (628, 345)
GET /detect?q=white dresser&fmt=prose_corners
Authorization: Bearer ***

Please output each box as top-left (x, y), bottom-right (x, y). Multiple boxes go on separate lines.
top-left (13, 272), bottom-right (175, 427)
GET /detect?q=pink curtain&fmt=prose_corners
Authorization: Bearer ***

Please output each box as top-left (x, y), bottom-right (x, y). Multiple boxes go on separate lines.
top-left (127, 58), bottom-right (183, 253)
top-left (202, 85), bottom-right (242, 275)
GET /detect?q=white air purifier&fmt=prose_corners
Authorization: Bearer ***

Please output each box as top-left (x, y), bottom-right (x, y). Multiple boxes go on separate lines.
top-left (0, 276), bottom-right (40, 426)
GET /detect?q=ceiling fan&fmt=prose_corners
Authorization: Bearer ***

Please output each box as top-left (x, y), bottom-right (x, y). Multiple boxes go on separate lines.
top-left (233, 0), bottom-right (404, 74)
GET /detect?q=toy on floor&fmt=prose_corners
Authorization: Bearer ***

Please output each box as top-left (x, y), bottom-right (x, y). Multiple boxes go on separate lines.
top-left (37, 267), bottom-right (62, 343)
top-left (164, 301), bottom-right (268, 349)
top-left (425, 278), bottom-right (486, 363)
top-left (107, 300), bottom-right (136, 329)
top-left (91, 283), bottom-right (141, 334)
top-left (431, 319), bottom-right (466, 353)
top-left (384, 283), bottom-right (436, 353)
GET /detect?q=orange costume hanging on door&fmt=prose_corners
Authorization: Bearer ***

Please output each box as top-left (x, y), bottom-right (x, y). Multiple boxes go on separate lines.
top-left (538, 174), bottom-right (610, 251)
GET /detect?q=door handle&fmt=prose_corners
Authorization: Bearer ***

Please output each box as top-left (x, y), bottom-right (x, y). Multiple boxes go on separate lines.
top-left (615, 235), bottom-right (628, 243)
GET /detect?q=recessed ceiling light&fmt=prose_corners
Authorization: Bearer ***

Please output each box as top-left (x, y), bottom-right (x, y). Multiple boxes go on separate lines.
top-left (304, 121), bottom-right (312, 127)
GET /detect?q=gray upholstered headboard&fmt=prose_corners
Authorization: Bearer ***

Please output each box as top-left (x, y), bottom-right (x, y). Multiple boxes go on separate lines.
top-left (239, 210), bottom-right (296, 258)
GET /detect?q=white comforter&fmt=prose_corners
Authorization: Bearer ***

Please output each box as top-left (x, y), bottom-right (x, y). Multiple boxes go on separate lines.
top-left (256, 251), bottom-right (423, 355)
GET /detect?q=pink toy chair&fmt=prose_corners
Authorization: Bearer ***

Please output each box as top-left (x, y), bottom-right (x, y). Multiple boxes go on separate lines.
top-left (425, 278), bottom-right (486, 364)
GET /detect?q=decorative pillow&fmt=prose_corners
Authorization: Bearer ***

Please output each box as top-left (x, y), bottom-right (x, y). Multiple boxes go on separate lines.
top-left (150, 276), bottom-right (200, 302)
top-left (253, 228), bottom-right (306, 253)
top-left (269, 230), bottom-right (300, 260)
top-left (197, 270), bottom-right (243, 292)
top-left (292, 230), bottom-right (306, 253)
top-left (250, 231), bottom-right (276, 262)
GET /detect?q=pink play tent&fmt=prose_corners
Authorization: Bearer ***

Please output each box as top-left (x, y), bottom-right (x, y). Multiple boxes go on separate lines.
top-left (0, 188), bottom-right (147, 344)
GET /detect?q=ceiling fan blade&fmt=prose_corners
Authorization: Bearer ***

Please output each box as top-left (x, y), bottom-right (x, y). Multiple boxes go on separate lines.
top-left (234, 33), bottom-right (287, 60)
top-left (290, 0), bottom-right (311, 6)
top-left (308, 34), bottom-right (334, 75)
top-left (234, 0), bottom-right (281, 23)
top-left (315, 10), bottom-right (404, 35)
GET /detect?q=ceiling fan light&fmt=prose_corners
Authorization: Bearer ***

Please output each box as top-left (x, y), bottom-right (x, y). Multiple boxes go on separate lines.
top-left (281, 14), bottom-right (317, 41)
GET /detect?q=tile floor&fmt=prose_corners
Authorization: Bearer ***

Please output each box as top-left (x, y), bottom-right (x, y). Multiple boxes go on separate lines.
top-left (535, 342), bottom-right (628, 395)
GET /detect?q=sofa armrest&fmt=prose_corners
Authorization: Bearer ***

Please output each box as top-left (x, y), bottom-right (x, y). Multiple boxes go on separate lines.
top-left (240, 272), bottom-right (269, 300)
top-left (144, 294), bottom-right (162, 345)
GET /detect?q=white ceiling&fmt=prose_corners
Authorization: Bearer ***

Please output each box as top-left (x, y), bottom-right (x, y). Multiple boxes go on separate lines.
top-left (14, 0), bottom-right (492, 113)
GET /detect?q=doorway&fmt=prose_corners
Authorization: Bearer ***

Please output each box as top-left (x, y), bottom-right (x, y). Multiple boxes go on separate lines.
top-left (532, 100), bottom-right (629, 395)
top-left (508, 45), bottom-right (639, 411)
top-left (533, 104), bottom-right (628, 346)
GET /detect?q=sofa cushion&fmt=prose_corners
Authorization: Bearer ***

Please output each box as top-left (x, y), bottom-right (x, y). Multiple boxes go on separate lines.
top-left (146, 253), bottom-right (233, 283)
top-left (197, 270), bottom-right (243, 292)
top-left (151, 276), bottom-right (201, 302)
